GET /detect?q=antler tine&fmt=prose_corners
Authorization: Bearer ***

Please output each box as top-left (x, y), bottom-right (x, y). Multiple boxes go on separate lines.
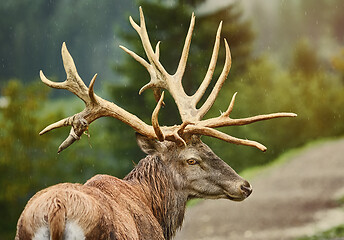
top-left (88, 73), bottom-right (98, 103)
top-left (202, 112), bottom-right (298, 129)
top-left (155, 41), bottom-right (161, 60)
top-left (130, 7), bottom-right (168, 78)
top-left (40, 113), bottom-right (89, 153)
top-left (186, 110), bottom-right (297, 152)
top-left (40, 42), bottom-right (90, 104)
top-left (57, 124), bottom-right (85, 153)
top-left (174, 12), bottom-right (195, 79)
top-left (223, 91), bottom-right (237, 117)
top-left (39, 116), bottom-right (74, 135)
top-left (186, 125), bottom-right (268, 151)
top-left (119, 45), bottom-right (151, 70)
top-left (40, 70), bottom-right (66, 89)
top-left (192, 21), bottom-right (222, 106)
top-left (122, 9), bottom-right (170, 96)
top-left (120, 42), bottom-right (166, 96)
top-left (61, 42), bottom-right (90, 103)
top-left (198, 38), bottom-right (232, 119)
top-left (181, 89), bottom-right (297, 151)
top-left (198, 92), bottom-right (297, 129)
top-left (152, 91), bottom-right (165, 141)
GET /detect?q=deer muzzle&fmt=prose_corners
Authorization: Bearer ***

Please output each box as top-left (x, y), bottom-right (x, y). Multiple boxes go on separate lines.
top-left (223, 179), bottom-right (252, 201)
top-left (240, 180), bottom-right (253, 198)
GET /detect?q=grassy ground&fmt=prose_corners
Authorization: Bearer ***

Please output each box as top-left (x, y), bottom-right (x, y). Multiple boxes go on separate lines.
top-left (297, 225), bottom-right (344, 240)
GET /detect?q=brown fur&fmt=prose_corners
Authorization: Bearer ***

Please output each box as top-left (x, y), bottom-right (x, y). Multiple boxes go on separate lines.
top-left (16, 156), bottom-right (181, 240)
top-left (49, 198), bottom-right (66, 240)
top-left (124, 155), bottom-right (187, 239)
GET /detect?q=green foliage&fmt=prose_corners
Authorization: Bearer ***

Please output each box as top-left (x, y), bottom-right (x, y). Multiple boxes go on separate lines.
top-left (0, 80), bottom-right (126, 238)
top-left (291, 38), bottom-right (322, 77)
top-left (332, 48), bottom-right (344, 81)
top-left (208, 51), bottom-right (344, 171)
top-left (0, 80), bottom-right (55, 237)
top-left (298, 224), bottom-right (344, 240)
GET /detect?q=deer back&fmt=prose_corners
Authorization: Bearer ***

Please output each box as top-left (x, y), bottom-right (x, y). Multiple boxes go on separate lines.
top-left (16, 176), bottom-right (166, 240)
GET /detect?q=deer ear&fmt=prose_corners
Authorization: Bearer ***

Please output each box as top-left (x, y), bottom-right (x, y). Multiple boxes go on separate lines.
top-left (136, 133), bottom-right (166, 155)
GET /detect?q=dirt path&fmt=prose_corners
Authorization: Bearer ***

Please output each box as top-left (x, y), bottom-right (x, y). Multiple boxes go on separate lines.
top-left (175, 138), bottom-right (344, 240)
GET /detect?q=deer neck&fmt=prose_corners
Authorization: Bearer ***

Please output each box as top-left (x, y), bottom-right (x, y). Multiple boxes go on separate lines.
top-left (124, 155), bottom-right (188, 240)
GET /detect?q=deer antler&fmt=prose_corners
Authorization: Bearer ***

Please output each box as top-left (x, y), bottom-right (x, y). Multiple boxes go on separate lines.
top-left (40, 8), bottom-right (296, 153)
top-left (120, 7), bottom-right (296, 151)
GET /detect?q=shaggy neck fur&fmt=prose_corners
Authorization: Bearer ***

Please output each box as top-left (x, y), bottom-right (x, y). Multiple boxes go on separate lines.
top-left (124, 155), bottom-right (187, 240)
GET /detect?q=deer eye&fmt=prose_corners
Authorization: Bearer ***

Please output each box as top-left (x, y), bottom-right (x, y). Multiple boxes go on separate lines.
top-left (186, 158), bottom-right (198, 165)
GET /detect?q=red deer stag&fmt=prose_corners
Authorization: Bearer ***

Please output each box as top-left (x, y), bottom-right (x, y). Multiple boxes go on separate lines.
top-left (16, 7), bottom-right (296, 240)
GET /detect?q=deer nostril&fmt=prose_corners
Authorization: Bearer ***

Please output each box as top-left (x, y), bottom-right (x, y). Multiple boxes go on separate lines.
top-left (240, 181), bottom-right (252, 197)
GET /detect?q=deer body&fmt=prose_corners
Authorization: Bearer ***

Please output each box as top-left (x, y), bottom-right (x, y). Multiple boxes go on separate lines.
top-left (16, 136), bottom-right (250, 240)
top-left (17, 176), bottom-right (167, 240)
top-left (16, 7), bottom-right (295, 240)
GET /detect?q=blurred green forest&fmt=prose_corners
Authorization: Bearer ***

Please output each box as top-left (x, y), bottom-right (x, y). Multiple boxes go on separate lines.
top-left (1, 0), bottom-right (344, 238)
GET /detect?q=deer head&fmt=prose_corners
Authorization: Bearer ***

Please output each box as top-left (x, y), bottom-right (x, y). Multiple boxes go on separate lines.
top-left (135, 134), bottom-right (252, 201)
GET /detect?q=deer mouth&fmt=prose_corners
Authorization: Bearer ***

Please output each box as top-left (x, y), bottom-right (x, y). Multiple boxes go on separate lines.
top-left (226, 194), bottom-right (245, 201)
top-left (224, 191), bottom-right (245, 202)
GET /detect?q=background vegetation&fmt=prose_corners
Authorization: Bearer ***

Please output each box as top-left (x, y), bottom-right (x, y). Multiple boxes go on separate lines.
top-left (0, 0), bottom-right (343, 238)
top-left (298, 225), bottom-right (344, 240)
